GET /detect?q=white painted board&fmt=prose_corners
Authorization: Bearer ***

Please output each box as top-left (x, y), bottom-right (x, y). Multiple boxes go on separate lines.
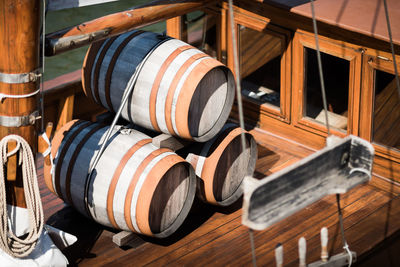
top-left (48, 0), bottom-right (119, 11)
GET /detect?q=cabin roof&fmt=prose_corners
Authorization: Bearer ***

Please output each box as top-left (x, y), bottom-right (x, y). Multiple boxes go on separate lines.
top-left (262, 0), bottom-right (400, 46)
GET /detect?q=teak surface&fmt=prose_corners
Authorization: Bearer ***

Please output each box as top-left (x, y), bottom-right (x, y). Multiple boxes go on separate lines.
top-left (38, 127), bottom-right (400, 266)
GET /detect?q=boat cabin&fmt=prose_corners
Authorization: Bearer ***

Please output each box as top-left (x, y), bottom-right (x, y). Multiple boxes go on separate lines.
top-left (163, 0), bottom-right (400, 187)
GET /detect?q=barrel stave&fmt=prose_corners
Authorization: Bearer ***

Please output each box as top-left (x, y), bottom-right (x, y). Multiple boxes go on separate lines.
top-left (185, 125), bottom-right (257, 206)
top-left (48, 120), bottom-right (196, 237)
top-left (83, 31), bottom-right (235, 142)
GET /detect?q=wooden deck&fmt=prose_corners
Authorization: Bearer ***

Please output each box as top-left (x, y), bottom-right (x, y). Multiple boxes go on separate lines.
top-left (37, 127), bottom-right (400, 266)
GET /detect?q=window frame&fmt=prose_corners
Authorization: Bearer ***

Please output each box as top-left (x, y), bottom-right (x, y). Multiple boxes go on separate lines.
top-left (360, 52), bottom-right (400, 163)
top-left (227, 10), bottom-right (292, 123)
top-left (292, 31), bottom-right (362, 137)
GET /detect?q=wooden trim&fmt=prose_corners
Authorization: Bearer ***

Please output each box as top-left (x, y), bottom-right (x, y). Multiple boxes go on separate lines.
top-left (220, 7), bottom-right (227, 64)
top-left (291, 30), bottom-right (362, 137)
top-left (359, 53), bottom-right (400, 164)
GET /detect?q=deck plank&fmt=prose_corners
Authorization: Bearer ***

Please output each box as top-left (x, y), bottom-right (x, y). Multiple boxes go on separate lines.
top-left (167, 184), bottom-right (384, 266)
top-left (34, 128), bottom-right (400, 266)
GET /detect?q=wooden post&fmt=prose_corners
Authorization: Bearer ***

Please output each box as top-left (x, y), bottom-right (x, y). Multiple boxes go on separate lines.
top-left (0, 0), bottom-right (41, 207)
top-left (166, 17), bottom-right (183, 40)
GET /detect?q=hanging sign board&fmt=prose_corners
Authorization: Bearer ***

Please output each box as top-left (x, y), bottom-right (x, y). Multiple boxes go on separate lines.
top-left (242, 135), bottom-right (374, 231)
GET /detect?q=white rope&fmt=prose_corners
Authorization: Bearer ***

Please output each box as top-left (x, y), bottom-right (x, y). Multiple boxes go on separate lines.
top-left (0, 89), bottom-right (41, 103)
top-left (343, 242), bottom-right (353, 267)
top-left (40, 132), bottom-right (54, 175)
top-left (0, 135), bottom-right (44, 258)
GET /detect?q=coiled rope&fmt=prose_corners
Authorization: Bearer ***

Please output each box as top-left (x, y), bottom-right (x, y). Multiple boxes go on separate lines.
top-left (0, 135), bottom-right (43, 258)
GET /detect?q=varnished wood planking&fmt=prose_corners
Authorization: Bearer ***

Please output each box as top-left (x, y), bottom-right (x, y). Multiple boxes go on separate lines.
top-left (85, 205), bottom-right (242, 266)
top-left (249, 187), bottom-right (389, 266)
top-left (35, 125), bottom-right (400, 266)
top-left (285, 192), bottom-right (400, 266)
top-left (167, 184), bottom-right (380, 266)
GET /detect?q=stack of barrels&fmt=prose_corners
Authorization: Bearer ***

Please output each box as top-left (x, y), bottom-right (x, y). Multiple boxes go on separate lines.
top-left (44, 30), bottom-right (257, 238)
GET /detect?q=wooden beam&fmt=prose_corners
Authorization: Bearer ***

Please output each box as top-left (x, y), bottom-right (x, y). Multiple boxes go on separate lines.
top-left (45, 0), bottom-right (217, 56)
top-left (112, 231), bottom-right (145, 248)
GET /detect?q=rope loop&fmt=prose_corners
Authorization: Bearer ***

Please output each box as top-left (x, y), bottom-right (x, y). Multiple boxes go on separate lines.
top-left (40, 132), bottom-right (54, 175)
top-left (0, 135), bottom-right (44, 258)
top-left (0, 89), bottom-right (41, 103)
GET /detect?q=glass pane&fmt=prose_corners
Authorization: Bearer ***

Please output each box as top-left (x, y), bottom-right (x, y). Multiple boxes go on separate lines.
top-left (183, 11), bottom-right (218, 58)
top-left (373, 70), bottom-right (400, 150)
top-left (304, 47), bottom-right (349, 131)
top-left (239, 25), bottom-right (282, 108)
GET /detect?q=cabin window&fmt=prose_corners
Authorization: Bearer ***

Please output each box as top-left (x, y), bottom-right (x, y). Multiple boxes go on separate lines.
top-left (239, 25), bottom-right (282, 109)
top-left (293, 31), bottom-right (362, 137)
top-left (228, 11), bottom-right (291, 123)
top-left (303, 48), bottom-right (349, 132)
top-left (183, 11), bottom-right (218, 58)
top-left (372, 70), bottom-right (400, 151)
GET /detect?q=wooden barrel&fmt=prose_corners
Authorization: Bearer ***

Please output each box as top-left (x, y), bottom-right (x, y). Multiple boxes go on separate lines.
top-left (44, 120), bottom-right (196, 238)
top-left (184, 124), bottom-right (257, 206)
top-left (82, 30), bottom-right (235, 142)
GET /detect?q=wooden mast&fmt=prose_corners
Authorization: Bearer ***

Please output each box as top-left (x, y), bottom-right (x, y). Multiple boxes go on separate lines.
top-left (0, 0), bottom-right (41, 207)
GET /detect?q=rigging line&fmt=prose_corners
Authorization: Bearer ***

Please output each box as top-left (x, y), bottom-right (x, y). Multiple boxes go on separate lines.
top-left (228, 0), bottom-right (254, 264)
top-left (310, 0), bottom-right (331, 136)
top-left (83, 36), bottom-right (171, 216)
top-left (40, 0), bottom-right (46, 133)
top-left (382, 0), bottom-right (400, 99)
top-left (248, 229), bottom-right (257, 267)
top-left (201, 14), bottom-right (207, 51)
top-left (228, 0), bottom-right (247, 155)
top-left (310, 1), bottom-right (351, 264)
top-left (336, 194), bottom-right (353, 267)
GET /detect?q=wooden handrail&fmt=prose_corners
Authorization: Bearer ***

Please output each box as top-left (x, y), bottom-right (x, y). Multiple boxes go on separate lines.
top-left (45, 0), bottom-right (217, 56)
